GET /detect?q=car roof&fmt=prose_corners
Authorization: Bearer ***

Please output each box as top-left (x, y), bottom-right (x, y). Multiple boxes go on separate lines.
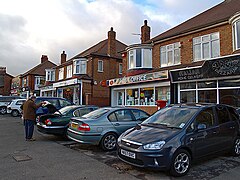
top-left (169, 103), bottom-right (235, 109)
top-left (64, 105), bottom-right (98, 109)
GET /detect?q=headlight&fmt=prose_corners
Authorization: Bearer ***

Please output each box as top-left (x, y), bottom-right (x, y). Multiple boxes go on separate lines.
top-left (143, 141), bottom-right (165, 150)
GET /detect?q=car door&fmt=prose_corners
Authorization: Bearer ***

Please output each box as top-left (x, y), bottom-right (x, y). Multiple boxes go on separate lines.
top-left (185, 107), bottom-right (220, 158)
top-left (108, 109), bottom-right (136, 134)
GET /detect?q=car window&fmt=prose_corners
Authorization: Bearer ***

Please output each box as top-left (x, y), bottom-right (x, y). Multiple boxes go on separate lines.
top-left (16, 100), bottom-right (25, 105)
top-left (82, 108), bottom-right (109, 119)
top-left (195, 107), bottom-right (215, 128)
top-left (131, 109), bottom-right (149, 121)
top-left (74, 108), bottom-right (93, 117)
top-left (59, 99), bottom-right (72, 107)
top-left (114, 110), bottom-right (134, 122)
top-left (108, 113), bottom-right (117, 122)
top-left (216, 105), bottom-right (230, 124)
top-left (228, 107), bottom-right (239, 121)
top-left (47, 99), bottom-right (59, 108)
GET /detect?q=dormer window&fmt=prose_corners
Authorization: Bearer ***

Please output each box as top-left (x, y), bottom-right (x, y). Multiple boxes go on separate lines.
top-left (127, 46), bottom-right (152, 70)
top-left (73, 58), bottom-right (87, 74)
top-left (160, 42), bottom-right (181, 67)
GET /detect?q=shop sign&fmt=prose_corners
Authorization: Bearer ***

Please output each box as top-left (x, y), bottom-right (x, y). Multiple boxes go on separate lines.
top-left (170, 55), bottom-right (240, 82)
top-left (53, 78), bottom-right (79, 88)
top-left (40, 85), bottom-right (55, 91)
top-left (108, 70), bottom-right (168, 86)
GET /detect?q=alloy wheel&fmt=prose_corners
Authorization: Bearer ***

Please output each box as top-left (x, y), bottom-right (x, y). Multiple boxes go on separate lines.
top-left (11, 110), bottom-right (19, 117)
top-left (235, 139), bottom-right (240, 155)
top-left (103, 134), bottom-right (117, 150)
top-left (174, 152), bottom-right (190, 174)
top-left (0, 107), bottom-right (7, 114)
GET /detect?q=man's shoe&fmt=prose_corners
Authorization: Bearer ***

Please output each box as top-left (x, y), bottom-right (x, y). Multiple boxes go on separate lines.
top-left (29, 138), bottom-right (36, 141)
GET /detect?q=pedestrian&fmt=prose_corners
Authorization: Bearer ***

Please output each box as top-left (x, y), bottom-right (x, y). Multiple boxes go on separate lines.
top-left (22, 95), bottom-right (43, 141)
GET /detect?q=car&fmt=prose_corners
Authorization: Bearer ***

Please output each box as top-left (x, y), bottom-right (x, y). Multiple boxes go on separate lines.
top-left (37, 105), bottom-right (98, 136)
top-left (0, 96), bottom-right (23, 115)
top-left (67, 107), bottom-right (150, 151)
top-left (7, 98), bottom-right (26, 117)
top-left (117, 104), bottom-right (240, 177)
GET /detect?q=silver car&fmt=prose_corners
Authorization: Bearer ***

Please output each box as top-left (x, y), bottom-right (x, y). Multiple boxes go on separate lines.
top-left (7, 99), bottom-right (26, 117)
top-left (67, 107), bottom-right (150, 151)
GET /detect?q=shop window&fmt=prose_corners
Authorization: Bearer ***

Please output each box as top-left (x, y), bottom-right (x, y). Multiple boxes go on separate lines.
top-left (126, 89), bottom-right (139, 105)
top-left (219, 79), bottom-right (240, 87)
top-left (140, 87), bottom-right (154, 105)
top-left (180, 82), bottom-right (196, 90)
top-left (219, 89), bottom-right (240, 107)
top-left (119, 63), bottom-right (122, 74)
top-left (180, 91), bottom-right (196, 103)
top-left (197, 81), bottom-right (217, 88)
top-left (193, 32), bottom-right (220, 61)
top-left (58, 68), bottom-right (64, 80)
top-left (198, 90), bottom-right (217, 103)
top-left (98, 60), bottom-right (103, 72)
top-left (73, 59), bottom-right (87, 74)
top-left (66, 65), bottom-right (72, 78)
top-left (46, 69), bottom-right (55, 81)
top-left (128, 47), bottom-right (152, 69)
top-left (155, 86), bottom-right (170, 104)
top-left (233, 18), bottom-right (240, 50)
top-left (160, 42), bottom-right (180, 67)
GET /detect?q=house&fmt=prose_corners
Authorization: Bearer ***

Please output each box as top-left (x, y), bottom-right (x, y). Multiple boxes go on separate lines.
top-left (0, 67), bottom-right (13, 96)
top-left (109, 0), bottom-right (240, 114)
top-left (20, 55), bottom-right (56, 98)
top-left (40, 27), bottom-right (127, 106)
top-left (10, 75), bottom-right (21, 96)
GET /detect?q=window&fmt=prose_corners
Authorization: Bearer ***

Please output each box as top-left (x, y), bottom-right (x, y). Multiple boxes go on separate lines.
top-left (114, 110), bottom-right (134, 121)
top-left (140, 87), bottom-right (154, 105)
top-left (66, 65), bottom-right (72, 78)
top-left (98, 60), bottom-right (103, 72)
top-left (73, 59), bottom-right (87, 74)
top-left (74, 108), bottom-right (92, 117)
top-left (128, 47), bottom-right (152, 69)
top-left (155, 86), bottom-right (170, 104)
top-left (126, 89), bottom-right (139, 105)
top-left (193, 32), bottom-right (220, 61)
top-left (195, 108), bottom-right (215, 128)
top-left (58, 68), bottom-right (64, 80)
top-left (160, 42), bottom-right (180, 67)
top-left (233, 18), bottom-right (240, 50)
top-left (119, 63), bottom-right (122, 74)
top-left (131, 110), bottom-right (149, 121)
top-left (59, 99), bottom-right (72, 107)
top-left (16, 100), bottom-right (25, 105)
top-left (228, 107), bottom-right (239, 121)
top-left (46, 69), bottom-right (55, 81)
top-left (216, 105), bottom-right (230, 124)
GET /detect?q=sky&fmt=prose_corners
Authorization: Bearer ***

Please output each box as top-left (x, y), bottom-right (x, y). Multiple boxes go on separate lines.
top-left (0, 0), bottom-right (224, 76)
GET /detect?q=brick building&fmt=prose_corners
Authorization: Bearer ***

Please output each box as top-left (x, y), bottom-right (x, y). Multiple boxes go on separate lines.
top-left (0, 67), bottom-right (13, 96)
top-left (109, 0), bottom-right (240, 114)
top-left (40, 27), bottom-right (127, 106)
top-left (20, 55), bottom-right (56, 98)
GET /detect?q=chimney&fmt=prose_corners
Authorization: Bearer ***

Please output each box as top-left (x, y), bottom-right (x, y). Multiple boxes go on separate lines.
top-left (108, 27), bottom-right (116, 57)
top-left (141, 20), bottom-right (151, 43)
top-left (61, 51), bottom-right (67, 64)
top-left (41, 55), bottom-right (48, 63)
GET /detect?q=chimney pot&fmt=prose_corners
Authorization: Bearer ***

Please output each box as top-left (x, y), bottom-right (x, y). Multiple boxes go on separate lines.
top-left (41, 55), bottom-right (48, 63)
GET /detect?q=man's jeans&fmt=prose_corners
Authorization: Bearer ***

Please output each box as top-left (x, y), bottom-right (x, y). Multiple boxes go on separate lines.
top-left (25, 120), bottom-right (35, 139)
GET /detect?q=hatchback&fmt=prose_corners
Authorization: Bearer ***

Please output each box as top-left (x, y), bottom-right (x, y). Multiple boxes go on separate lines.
top-left (117, 104), bottom-right (240, 176)
top-left (67, 107), bottom-right (150, 151)
top-left (7, 98), bottom-right (26, 117)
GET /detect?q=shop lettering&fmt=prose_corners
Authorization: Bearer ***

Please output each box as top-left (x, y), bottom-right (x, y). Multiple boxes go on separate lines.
top-left (177, 69), bottom-right (203, 80)
top-left (129, 75), bottom-right (147, 83)
top-left (212, 60), bottom-right (239, 76)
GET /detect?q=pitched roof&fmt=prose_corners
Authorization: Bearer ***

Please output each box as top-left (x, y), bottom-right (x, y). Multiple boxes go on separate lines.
top-left (21, 60), bottom-right (57, 77)
top-left (149, 0), bottom-right (240, 43)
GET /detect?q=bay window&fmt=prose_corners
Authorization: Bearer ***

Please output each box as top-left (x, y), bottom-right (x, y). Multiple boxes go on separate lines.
top-left (73, 58), bottom-right (87, 74)
top-left (160, 42), bottom-right (181, 67)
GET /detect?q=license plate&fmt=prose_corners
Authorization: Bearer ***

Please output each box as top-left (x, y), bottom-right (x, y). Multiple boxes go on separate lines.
top-left (71, 123), bottom-right (78, 129)
top-left (121, 149), bottom-right (135, 159)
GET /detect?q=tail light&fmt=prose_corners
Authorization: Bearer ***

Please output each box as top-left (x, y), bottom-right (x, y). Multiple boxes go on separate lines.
top-left (45, 119), bottom-right (52, 125)
top-left (78, 123), bottom-right (90, 131)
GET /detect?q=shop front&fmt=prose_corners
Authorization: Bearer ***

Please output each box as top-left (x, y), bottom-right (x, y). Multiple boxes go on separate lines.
top-left (109, 71), bottom-right (170, 114)
top-left (53, 78), bottom-right (82, 105)
top-left (170, 54), bottom-right (240, 108)
top-left (40, 85), bottom-right (56, 97)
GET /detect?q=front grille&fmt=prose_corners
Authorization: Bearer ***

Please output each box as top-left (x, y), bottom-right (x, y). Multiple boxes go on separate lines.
top-left (121, 140), bottom-right (141, 149)
top-left (118, 153), bottom-right (144, 166)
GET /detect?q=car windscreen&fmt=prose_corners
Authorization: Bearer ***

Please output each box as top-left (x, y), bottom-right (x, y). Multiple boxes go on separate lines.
top-left (82, 108), bottom-right (110, 119)
top-left (142, 107), bottom-right (199, 129)
top-left (55, 106), bottom-right (73, 115)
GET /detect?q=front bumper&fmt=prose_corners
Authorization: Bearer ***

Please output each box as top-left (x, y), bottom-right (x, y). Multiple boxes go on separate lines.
top-left (37, 122), bottom-right (67, 135)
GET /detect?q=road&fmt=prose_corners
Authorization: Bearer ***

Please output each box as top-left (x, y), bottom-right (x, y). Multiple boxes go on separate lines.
top-left (1, 115), bottom-right (240, 180)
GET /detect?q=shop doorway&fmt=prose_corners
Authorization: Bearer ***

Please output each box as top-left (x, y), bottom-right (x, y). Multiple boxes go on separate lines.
top-left (117, 91), bottom-right (125, 106)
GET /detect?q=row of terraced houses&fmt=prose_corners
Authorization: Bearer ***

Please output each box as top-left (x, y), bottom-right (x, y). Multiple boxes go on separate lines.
top-left (2, 0), bottom-right (240, 114)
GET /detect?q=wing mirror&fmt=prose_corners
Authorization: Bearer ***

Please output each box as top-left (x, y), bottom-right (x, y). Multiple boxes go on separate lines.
top-left (197, 123), bottom-right (207, 130)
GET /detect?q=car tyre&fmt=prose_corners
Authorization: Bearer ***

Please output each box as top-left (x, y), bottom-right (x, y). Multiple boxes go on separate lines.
top-left (11, 110), bottom-right (19, 117)
top-left (232, 137), bottom-right (240, 157)
top-left (170, 149), bottom-right (191, 177)
top-left (0, 106), bottom-right (7, 115)
top-left (100, 133), bottom-right (117, 151)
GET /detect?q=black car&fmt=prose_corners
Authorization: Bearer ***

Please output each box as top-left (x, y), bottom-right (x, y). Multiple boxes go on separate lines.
top-left (117, 104), bottom-right (240, 177)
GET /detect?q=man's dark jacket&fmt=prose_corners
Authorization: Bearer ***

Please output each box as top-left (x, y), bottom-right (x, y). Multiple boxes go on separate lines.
top-left (22, 99), bottom-right (41, 120)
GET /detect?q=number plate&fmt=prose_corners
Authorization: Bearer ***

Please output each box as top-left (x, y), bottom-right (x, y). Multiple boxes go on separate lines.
top-left (120, 149), bottom-right (135, 159)
top-left (71, 122), bottom-right (78, 129)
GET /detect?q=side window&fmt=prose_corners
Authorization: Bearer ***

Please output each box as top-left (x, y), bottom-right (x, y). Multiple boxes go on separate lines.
top-left (73, 110), bottom-right (80, 117)
top-left (115, 110), bottom-right (134, 122)
top-left (47, 99), bottom-right (60, 108)
top-left (16, 100), bottom-right (25, 105)
top-left (228, 107), bottom-right (239, 121)
top-left (195, 107), bottom-right (215, 128)
top-left (108, 113), bottom-right (117, 122)
top-left (79, 108), bottom-right (92, 117)
top-left (216, 105), bottom-right (230, 124)
top-left (59, 99), bottom-right (72, 107)
top-left (132, 110), bottom-right (149, 121)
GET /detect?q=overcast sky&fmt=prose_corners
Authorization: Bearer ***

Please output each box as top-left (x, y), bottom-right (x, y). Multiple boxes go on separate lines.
top-left (0, 0), bottom-right (223, 76)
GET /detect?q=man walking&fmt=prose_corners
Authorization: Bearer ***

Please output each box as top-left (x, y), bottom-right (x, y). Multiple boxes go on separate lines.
top-left (22, 95), bottom-right (43, 141)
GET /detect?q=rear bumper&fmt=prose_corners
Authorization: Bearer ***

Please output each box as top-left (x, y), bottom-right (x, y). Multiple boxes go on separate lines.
top-left (37, 123), bottom-right (67, 135)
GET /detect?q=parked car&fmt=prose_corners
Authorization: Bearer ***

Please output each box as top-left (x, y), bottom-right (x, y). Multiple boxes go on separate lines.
top-left (7, 98), bottom-right (26, 117)
top-left (37, 105), bottom-right (98, 136)
top-left (67, 107), bottom-right (150, 151)
top-left (117, 104), bottom-right (240, 177)
top-left (0, 96), bottom-right (23, 115)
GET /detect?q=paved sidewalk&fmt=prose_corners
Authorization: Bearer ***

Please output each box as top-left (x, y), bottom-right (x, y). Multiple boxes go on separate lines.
top-left (0, 116), bottom-right (138, 180)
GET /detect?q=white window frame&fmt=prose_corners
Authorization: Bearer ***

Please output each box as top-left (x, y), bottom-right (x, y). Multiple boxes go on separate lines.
top-left (193, 32), bottom-right (220, 61)
top-left (66, 65), bottom-right (72, 78)
top-left (119, 63), bottom-right (122, 74)
top-left (58, 67), bottom-right (64, 80)
top-left (160, 42), bottom-right (181, 67)
top-left (73, 59), bottom-right (87, 74)
top-left (128, 48), bottom-right (152, 70)
top-left (233, 18), bottom-right (240, 51)
top-left (98, 60), bottom-right (103, 72)
top-left (45, 69), bottom-right (55, 81)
